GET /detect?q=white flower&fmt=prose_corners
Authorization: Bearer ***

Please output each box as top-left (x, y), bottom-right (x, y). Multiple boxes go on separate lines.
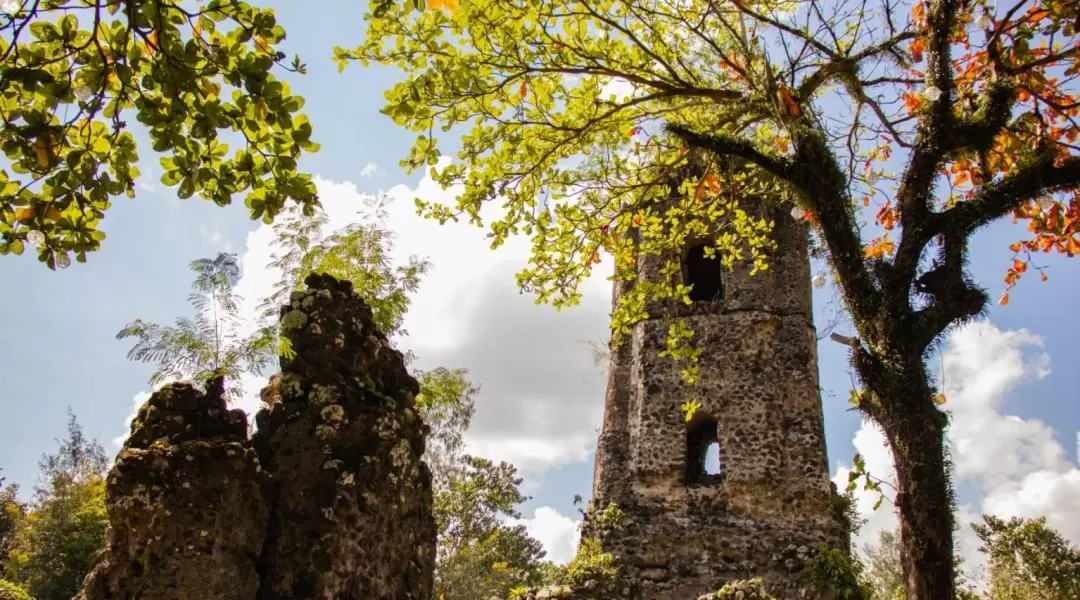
top-left (812, 273), bottom-right (827, 289)
top-left (25, 230), bottom-right (44, 245)
top-left (923, 86), bottom-right (943, 102)
top-left (1, 1), bottom-right (21, 15)
top-left (791, 206), bottom-right (806, 220)
top-left (73, 85), bottom-right (92, 102)
top-left (975, 13), bottom-right (993, 30)
top-left (55, 253), bottom-right (71, 269)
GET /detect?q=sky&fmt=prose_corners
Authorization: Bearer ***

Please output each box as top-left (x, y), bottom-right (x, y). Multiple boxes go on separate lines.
top-left (1, 0), bottom-right (1079, 579)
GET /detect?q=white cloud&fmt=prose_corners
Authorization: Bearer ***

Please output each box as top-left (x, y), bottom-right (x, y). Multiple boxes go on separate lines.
top-left (360, 162), bottom-right (379, 177)
top-left (113, 391), bottom-right (152, 448)
top-left (833, 320), bottom-right (1080, 583)
top-left (600, 77), bottom-right (636, 101)
top-left (508, 506), bottom-right (582, 565)
top-left (227, 163), bottom-right (609, 475)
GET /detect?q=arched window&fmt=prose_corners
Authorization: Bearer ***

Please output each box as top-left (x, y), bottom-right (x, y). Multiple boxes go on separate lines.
top-left (684, 243), bottom-right (723, 302)
top-left (685, 414), bottom-right (723, 484)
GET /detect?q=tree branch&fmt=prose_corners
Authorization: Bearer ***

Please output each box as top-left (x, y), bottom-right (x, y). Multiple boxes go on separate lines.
top-left (665, 123), bottom-right (794, 179)
top-left (946, 153), bottom-right (1080, 237)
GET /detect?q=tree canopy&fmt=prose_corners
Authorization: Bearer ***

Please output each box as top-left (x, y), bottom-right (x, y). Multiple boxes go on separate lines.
top-left (0, 0), bottom-right (320, 269)
top-left (353, 0), bottom-right (1079, 598)
top-left (2, 413), bottom-right (109, 600)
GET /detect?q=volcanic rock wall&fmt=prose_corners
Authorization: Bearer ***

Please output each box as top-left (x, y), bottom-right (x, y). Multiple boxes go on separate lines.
top-left (77, 273), bottom-right (436, 600)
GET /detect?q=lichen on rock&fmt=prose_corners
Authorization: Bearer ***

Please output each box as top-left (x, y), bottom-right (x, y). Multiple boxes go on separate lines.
top-left (252, 272), bottom-right (436, 600)
top-left (76, 273), bottom-right (436, 600)
top-left (76, 378), bottom-right (267, 600)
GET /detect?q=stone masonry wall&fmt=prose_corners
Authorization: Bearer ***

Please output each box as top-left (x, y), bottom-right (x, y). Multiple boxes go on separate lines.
top-left (590, 156), bottom-right (842, 599)
top-left (253, 273), bottom-right (436, 599)
top-left (76, 379), bottom-right (267, 600)
top-left (77, 273), bottom-right (436, 600)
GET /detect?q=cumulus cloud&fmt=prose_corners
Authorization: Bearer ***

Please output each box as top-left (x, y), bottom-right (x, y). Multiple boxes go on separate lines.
top-left (833, 320), bottom-right (1080, 581)
top-left (509, 506), bottom-right (582, 565)
top-left (113, 391), bottom-right (152, 448)
top-left (230, 163), bottom-right (609, 477)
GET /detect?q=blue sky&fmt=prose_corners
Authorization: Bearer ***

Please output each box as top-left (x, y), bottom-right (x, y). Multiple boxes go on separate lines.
top-left (2, 0), bottom-right (1079, 570)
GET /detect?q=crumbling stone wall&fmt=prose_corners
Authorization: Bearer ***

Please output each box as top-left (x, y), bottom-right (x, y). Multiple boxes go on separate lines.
top-left (78, 273), bottom-right (435, 600)
top-left (589, 159), bottom-right (843, 599)
top-left (254, 273), bottom-right (436, 598)
top-left (76, 378), bottom-right (266, 600)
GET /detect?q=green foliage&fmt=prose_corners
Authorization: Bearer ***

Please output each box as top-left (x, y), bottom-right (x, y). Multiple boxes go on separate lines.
top-left (347, 1), bottom-right (782, 388)
top-left (861, 530), bottom-right (905, 600)
top-left (710, 577), bottom-right (776, 600)
top-left (4, 476), bottom-right (107, 600)
top-left (545, 501), bottom-right (625, 591)
top-left (434, 455), bottom-right (548, 600)
top-left (561, 537), bottom-right (619, 589)
top-left (0, 0), bottom-right (319, 268)
top-left (34, 409), bottom-right (109, 499)
top-left (972, 515), bottom-right (1080, 600)
top-left (117, 252), bottom-right (275, 400)
top-left (415, 366), bottom-right (478, 484)
top-left (800, 544), bottom-right (874, 600)
top-left (259, 198), bottom-right (430, 358)
top-left (0, 474), bottom-right (24, 560)
top-left (845, 451), bottom-right (889, 513)
top-left (0, 579), bottom-right (30, 600)
top-left (831, 487), bottom-right (863, 541)
top-left (3, 413), bottom-right (109, 600)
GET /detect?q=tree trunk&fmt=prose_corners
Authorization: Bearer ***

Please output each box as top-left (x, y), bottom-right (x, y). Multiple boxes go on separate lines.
top-left (883, 401), bottom-right (956, 600)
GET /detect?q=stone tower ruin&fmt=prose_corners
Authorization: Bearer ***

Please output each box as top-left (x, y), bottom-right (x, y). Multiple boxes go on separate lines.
top-left (588, 163), bottom-right (842, 599)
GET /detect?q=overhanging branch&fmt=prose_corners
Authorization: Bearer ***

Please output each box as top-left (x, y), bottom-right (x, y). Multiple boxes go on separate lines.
top-left (665, 123), bottom-right (794, 179)
top-left (946, 154), bottom-right (1080, 236)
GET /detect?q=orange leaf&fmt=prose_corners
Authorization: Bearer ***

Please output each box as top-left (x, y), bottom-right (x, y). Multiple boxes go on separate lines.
top-left (518, 80), bottom-right (528, 99)
top-left (1008, 242), bottom-right (1022, 252)
top-left (910, 38), bottom-right (925, 63)
top-left (1041, 272), bottom-right (1049, 282)
top-left (14, 207), bottom-right (35, 222)
top-left (632, 214), bottom-right (643, 226)
top-left (777, 87), bottom-right (800, 116)
top-left (902, 91), bottom-right (923, 113)
top-left (45, 206), bottom-right (62, 221)
top-left (999, 293), bottom-right (1010, 306)
top-left (1013, 259), bottom-right (1028, 273)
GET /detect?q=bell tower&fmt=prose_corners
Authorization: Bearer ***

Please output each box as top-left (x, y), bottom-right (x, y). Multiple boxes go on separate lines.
top-left (588, 161), bottom-right (841, 599)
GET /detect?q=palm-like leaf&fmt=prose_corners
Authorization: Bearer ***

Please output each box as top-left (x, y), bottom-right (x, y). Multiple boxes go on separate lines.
top-left (117, 253), bottom-right (273, 401)
top-left (258, 198), bottom-right (432, 354)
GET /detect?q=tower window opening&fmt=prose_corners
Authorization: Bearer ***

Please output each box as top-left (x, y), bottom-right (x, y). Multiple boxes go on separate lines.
top-left (685, 415), bottom-right (723, 484)
top-left (684, 243), bottom-right (723, 303)
top-left (704, 442), bottom-right (722, 476)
